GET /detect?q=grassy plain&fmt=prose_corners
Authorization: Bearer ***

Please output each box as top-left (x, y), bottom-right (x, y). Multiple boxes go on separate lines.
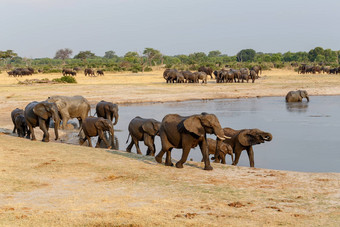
top-left (0, 68), bottom-right (339, 226)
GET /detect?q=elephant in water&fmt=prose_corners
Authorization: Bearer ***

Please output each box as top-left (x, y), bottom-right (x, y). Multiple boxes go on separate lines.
top-left (155, 112), bottom-right (229, 170)
top-left (95, 100), bottom-right (119, 125)
top-left (285, 90), bottom-right (309, 102)
top-left (46, 95), bottom-right (91, 129)
top-left (24, 101), bottom-right (60, 142)
top-left (79, 117), bottom-right (115, 149)
top-left (223, 128), bottom-right (272, 167)
top-left (126, 116), bottom-right (161, 156)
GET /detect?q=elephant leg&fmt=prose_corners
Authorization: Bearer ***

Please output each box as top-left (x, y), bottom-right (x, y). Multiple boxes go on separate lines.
top-left (12, 125), bottom-right (16, 133)
top-left (221, 154), bottom-right (226, 164)
top-left (39, 118), bottom-right (49, 142)
top-left (200, 139), bottom-right (213, 170)
top-left (246, 146), bottom-right (255, 167)
top-left (96, 137), bottom-right (102, 148)
top-left (144, 134), bottom-right (155, 156)
top-left (132, 137), bottom-right (142, 154)
top-left (60, 112), bottom-right (70, 129)
top-left (126, 140), bottom-right (134, 152)
top-left (165, 148), bottom-right (173, 166)
top-left (98, 130), bottom-right (111, 149)
top-left (27, 122), bottom-right (34, 140)
top-left (176, 145), bottom-right (191, 169)
top-left (86, 135), bottom-right (93, 147)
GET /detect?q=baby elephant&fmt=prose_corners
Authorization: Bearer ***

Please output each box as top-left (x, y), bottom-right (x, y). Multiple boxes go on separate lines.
top-left (11, 108), bottom-right (24, 134)
top-left (15, 114), bottom-right (30, 138)
top-left (126, 116), bottom-right (161, 156)
top-left (286, 90), bottom-right (309, 102)
top-left (206, 138), bottom-right (233, 164)
top-left (79, 117), bottom-right (114, 149)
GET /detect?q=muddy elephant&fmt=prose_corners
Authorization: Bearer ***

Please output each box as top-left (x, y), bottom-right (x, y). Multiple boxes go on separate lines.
top-left (11, 108), bottom-right (24, 133)
top-left (79, 117), bottom-right (115, 149)
top-left (84, 68), bottom-right (95, 76)
top-left (95, 101), bottom-right (119, 125)
top-left (206, 138), bottom-right (233, 164)
top-left (198, 66), bottom-right (213, 79)
top-left (155, 113), bottom-right (229, 170)
top-left (194, 72), bottom-right (208, 84)
top-left (46, 95), bottom-right (91, 129)
top-left (24, 101), bottom-right (60, 142)
top-left (126, 117), bottom-right (161, 156)
top-left (285, 90), bottom-right (309, 102)
top-left (223, 128), bottom-right (272, 167)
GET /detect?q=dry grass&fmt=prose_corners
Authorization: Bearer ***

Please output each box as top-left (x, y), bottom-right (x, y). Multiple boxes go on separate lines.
top-left (0, 69), bottom-right (340, 226)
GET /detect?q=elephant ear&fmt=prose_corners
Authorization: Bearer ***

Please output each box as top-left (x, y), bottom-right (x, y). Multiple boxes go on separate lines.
top-left (54, 99), bottom-right (66, 110)
top-left (183, 116), bottom-right (205, 137)
top-left (142, 121), bottom-right (157, 136)
top-left (33, 103), bottom-right (49, 120)
top-left (95, 119), bottom-right (106, 130)
top-left (238, 130), bottom-right (257, 147)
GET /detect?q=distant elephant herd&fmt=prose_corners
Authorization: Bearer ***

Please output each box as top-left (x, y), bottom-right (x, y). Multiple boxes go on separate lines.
top-left (62, 68), bottom-right (105, 77)
top-left (297, 64), bottom-right (340, 74)
top-left (163, 66), bottom-right (261, 84)
top-left (10, 87), bottom-right (309, 170)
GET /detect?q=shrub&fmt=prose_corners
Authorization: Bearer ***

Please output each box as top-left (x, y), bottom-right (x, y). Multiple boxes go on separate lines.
top-left (144, 67), bottom-right (152, 72)
top-left (52, 76), bottom-right (77, 83)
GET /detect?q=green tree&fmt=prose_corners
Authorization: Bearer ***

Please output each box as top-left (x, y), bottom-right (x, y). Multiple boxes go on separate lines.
top-left (124, 51), bottom-right (140, 63)
top-left (271, 53), bottom-right (282, 62)
top-left (74, 51), bottom-right (96, 61)
top-left (104, 50), bottom-right (117, 59)
top-left (0, 50), bottom-right (18, 67)
top-left (323, 49), bottom-right (337, 63)
top-left (188, 52), bottom-right (207, 64)
top-left (143, 48), bottom-right (162, 66)
top-left (236, 49), bottom-right (256, 62)
top-left (208, 50), bottom-right (221, 57)
top-left (315, 54), bottom-right (325, 63)
top-left (308, 47), bottom-right (324, 62)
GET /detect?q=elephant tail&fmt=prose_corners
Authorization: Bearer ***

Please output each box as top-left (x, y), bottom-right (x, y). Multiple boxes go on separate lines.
top-left (126, 133), bottom-right (130, 144)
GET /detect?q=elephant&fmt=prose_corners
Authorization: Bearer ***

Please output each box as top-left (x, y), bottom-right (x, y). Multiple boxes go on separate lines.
top-left (62, 69), bottom-right (76, 76)
top-left (95, 100), bottom-right (119, 125)
top-left (11, 108), bottom-right (24, 133)
top-left (230, 69), bottom-right (241, 83)
top-left (186, 73), bottom-right (199, 83)
top-left (155, 112), bottom-right (229, 170)
top-left (251, 66), bottom-right (262, 77)
top-left (198, 66), bottom-right (213, 79)
top-left (126, 116), bottom-right (161, 156)
top-left (249, 70), bottom-right (257, 83)
top-left (194, 72), bottom-right (208, 84)
top-left (14, 114), bottom-right (30, 138)
top-left (46, 95), bottom-right (91, 129)
top-left (97, 70), bottom-right (104, 76)
top-left (79, 117), bottom-right (115, 149)
top-left (223, 127), bottom-right (272, 167)
top-left (84, 68), bottom-right (95, 76)
top-left (285, 90), bottom-right (309, 102)
top-left (165, 69), bottom-right (182, 83)
top-left (206, 138), bottom-right (233, 164)
top-left (181, 70), bottom-right (193, 83)
top-left (176, 74), bottom-right (185, 83)
top-left (24, 101), bottom-right (60, 142)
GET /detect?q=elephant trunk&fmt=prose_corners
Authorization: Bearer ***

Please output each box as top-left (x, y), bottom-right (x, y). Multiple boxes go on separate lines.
top-left (214, 126), bottom-right (228, 141)
top-left (262, 133), bottom-right (273, 142)
top-left (306, 96), bottom-right (310, 102)
top-left (52, 111), bottom-right (60, 140)
top-left (113, 112), bottom-right (119, 125)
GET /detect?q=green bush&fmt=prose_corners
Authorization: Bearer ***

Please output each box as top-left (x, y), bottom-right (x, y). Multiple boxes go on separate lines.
top-left (144, 67), bottom-right (152, 72)
top-left (52, 76), bottom-right (77, 83)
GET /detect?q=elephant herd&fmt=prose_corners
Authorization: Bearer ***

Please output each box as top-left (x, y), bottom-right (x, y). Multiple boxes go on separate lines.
top-left (7, 67), bottom-right (34, 77)
top-left (297, 64), bottom-right (340, 74)
top-left (62, 68), bottom-right (105, 77)
top-left (10, 95), bottom-right (274, 170)
top-left (163, 66), bottom-right (261, 84)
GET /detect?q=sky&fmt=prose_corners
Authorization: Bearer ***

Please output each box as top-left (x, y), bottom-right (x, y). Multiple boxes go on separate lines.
top-left (1, 0), bottom-right (340, 58)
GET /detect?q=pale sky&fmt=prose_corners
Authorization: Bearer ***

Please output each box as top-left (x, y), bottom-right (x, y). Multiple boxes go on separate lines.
top-left (1, 0), bottom-right (339, 58)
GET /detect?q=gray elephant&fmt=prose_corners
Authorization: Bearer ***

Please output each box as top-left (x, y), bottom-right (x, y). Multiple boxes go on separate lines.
top-left (79, 117), bottom-right (115, 149)
top-left (249, 70), bottom-right (257, 83)
top-left (24, 101), bottom-right (60, 142)
top-left (223, 128), bottom-right (272, 167)
top-left (126, 117), bottom-right (161, 156)
top-left (207, 138), bottom-right (233, 164)
top-left (285, 90), bottom-right (309, 102)
top-left (95, 101), bottom-right (119, 125)
top-left (14, 114), bottom-right (29, 138)
top-left (251, 66), bottom-right (262, 77)
top-left (155, 112), bottom-right (229, 170)
top-left (181, 70), bottom-right (193, 83)
top-left (84, 68), bottom-right (95, 77)
top-left (46, 95), bottom-right (91, 129)
top-left (11, 108), bottom-right (24, 133)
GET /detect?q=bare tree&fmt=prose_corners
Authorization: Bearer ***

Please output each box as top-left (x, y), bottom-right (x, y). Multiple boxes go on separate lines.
top-left (54, 48), bottom-right (73, 64)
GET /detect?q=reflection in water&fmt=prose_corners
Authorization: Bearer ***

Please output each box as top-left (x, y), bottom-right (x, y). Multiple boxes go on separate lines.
top-left (285, 102), bottom-right (309, 113)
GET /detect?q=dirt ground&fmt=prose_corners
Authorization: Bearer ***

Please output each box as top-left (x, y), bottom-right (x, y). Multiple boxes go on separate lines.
top-left (0, 69), bottom-right (340, 226)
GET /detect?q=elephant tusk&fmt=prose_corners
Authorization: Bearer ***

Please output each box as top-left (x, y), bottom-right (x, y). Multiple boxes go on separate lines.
top-left (217, 135), bottom-right (226, 140)
top-left (224, 135), bottom-right (231, 139)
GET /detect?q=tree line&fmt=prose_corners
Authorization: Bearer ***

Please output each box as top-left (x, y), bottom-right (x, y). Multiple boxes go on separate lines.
top-left (1, 47), bottom-right (339, 74)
